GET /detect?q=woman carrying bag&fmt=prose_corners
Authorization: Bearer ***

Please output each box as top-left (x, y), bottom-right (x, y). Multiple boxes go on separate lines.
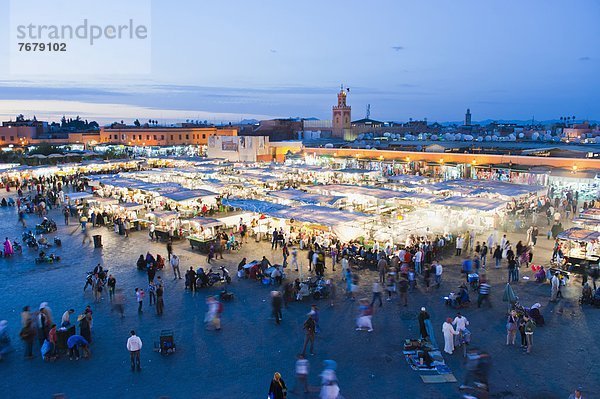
top-left (268, 372), bottom-right (287, 399)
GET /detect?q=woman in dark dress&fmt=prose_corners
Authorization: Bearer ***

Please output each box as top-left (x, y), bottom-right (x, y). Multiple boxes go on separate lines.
top-left (268, 372), bottom-right (287, 399)
top-left (79, 315), bottom-right (91, 343)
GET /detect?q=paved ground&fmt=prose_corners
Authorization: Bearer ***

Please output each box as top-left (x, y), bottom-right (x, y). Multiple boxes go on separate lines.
top-left (0, 200), bottom-right (598, 399)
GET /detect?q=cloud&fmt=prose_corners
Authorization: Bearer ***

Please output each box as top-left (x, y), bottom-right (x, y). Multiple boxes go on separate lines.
top-left (579, 56), bottom-right (591, 61)
top-left (270, 49), bottom-right (278, 53)
top-left (391, 46), bottom-right (404, 51)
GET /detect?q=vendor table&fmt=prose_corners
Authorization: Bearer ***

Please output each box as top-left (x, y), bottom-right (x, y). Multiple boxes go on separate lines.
top-left (56, 325), bottom-right (76, 352)
top-left (154, 228), bottom-right (181, 241)
top-left (188, 236), bottom-right (216, 253)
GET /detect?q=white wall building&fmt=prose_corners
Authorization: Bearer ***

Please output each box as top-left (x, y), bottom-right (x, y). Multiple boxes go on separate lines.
top-left (207, 135), bottom-right (270, 162)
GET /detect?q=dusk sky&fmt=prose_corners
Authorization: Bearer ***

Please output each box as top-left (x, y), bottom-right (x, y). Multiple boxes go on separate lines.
top-left (0, 0), bottom-right (598, 124)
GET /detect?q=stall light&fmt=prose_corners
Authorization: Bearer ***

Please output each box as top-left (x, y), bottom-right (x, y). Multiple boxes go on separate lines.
top-left (572, 165), bottom-right (578, 173)
top-left (472, 159), bottom-right (477, 165)
top-left (439, 158), bottom-right (444, 164)
top-left (406, 157), bottom-right (410, 162)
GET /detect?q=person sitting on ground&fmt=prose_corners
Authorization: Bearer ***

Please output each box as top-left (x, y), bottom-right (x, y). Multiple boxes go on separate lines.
top-left (249, 263), bottom-right (261, 280)
top-left (136, 255), bottom-right (146, 270)
top-left (534, 266), bottom-right (547, 283)
top-left (156, 254), bottom-right (165, 270)
top-left (458, 284), bottom-right (470, 307)
top-left (238, 257), bottom-right (247, 272)
top-left (227, 235), bottom-right (237, 250)
top-left (38, 235), bottom-right (48, 246)
top-left (196, 268), bottom-right (209, 288)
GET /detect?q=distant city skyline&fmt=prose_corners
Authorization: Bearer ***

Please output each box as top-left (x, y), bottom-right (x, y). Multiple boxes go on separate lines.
top-left (0, 0), bottom-right (598, 123)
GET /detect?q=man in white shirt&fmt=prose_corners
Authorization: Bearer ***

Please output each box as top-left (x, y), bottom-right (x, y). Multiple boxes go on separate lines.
top-left (413, 249), bottom-right (423, 275)
top-left (453, 313), bottom-right (469, 332)
top-left (341, 256), bottom-right (349, 280)
top-left (170, 254), bottom-right (181, 280)
top-left (149, 223), bottom-right (156, 241)
top-left (127, 330), bottom-right (143, 372)
top-left (61, 309), bottom-right (74, 328)
top-left (435, 262), bottom-right (443, 289)
top-left (456, 237), bottom-right (463, 256)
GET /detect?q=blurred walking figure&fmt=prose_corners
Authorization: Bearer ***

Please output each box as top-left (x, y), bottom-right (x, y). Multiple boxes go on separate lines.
top-left (345, 269), bottom-right (355, 300)
top-left (550, 272), bottom-right (560, 302)
top-left (267, 372), bottom-right (287, 399)
top-left (341, 255), bottom-right (349, 280)
top-left (205, 296), bottom-right (222, 331)
top-left (320, 360), bottom-right (341, 399)
top-left (291, 247), bottom-right (299, 271)
top-left (292, 355), bottom-right (310, 394)
top-left (156, 284), bottom-right (164, 316)
top-left (113, 289), bottom-right (125, 318)
top-left (371, 282), bottom-right (383, 307)
top-left (355, 298), bottom-right (374, 332)
top-left (308, 304), bottom-right (320, 333)
top-left (135, 288), bottom-right (144, 313)
top-left (271, 291), bottom-right (283, 325)
top-left (19, 319), bottom-right (35, 359)
top-left (459, 348), bottom-right (491, 396)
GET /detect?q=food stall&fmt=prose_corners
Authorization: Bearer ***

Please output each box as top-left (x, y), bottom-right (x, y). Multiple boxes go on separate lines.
top-left (185, 217), bottom-right (224, 253)
top-left (66, 191), bottom-right (94, 203)
top-left (556, 227), bottom-right (600, 269)
top-left (267, 189), bottom-right (343, 207)
top-left (574, 208), bottom-right (600, 232)
top-left (145, 210), bottom-right (181, 241)
top-left (159, 189), bottom-right (219, 218)
top-left (222, 199), bottom-right (288, 241)
top-left (430, 196), bottom-right (507, 233)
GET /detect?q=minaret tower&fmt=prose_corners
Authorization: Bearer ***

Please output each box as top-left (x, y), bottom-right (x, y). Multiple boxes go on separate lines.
top-left (332, 84), bottom-right (351, 139)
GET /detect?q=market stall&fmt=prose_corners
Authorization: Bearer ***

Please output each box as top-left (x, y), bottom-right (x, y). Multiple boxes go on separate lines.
top-left (185, 217), bottom-right (224, 253)
top-left (267, 189), bottom-right (343, 206)
top-left (160, 188), bottom-right (219, 217)
top-left (145, 210), bottom-right (181, 241)
top-left (556, 227), bottom-right (600, 268)
top-left (430, 196), bottom-right (506, 233)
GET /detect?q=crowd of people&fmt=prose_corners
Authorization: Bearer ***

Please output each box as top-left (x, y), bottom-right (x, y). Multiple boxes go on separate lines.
top-left (0, 171), bottom-right (597, 398)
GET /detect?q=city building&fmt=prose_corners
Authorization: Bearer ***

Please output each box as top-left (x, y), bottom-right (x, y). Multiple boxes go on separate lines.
top-left (206, 135), bottom-right (270, 162)
top-left (99, 125), bottom-right (237, 147)
top-left (465, 108), bottom-right (472, 126)
top-left (239, 118), bottom-right (302, 141)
